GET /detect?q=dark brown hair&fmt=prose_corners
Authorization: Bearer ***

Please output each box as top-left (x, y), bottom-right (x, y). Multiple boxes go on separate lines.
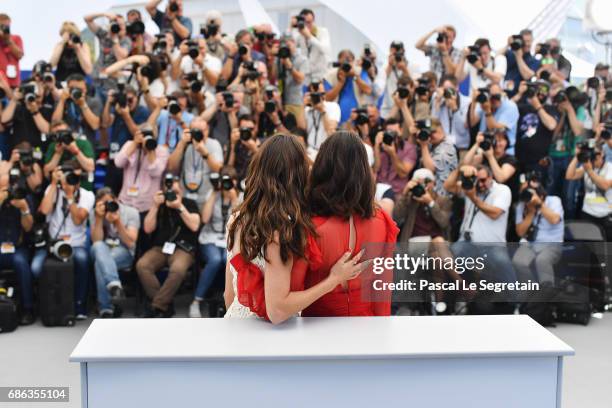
top-left (307, 130), bottom-right (375, 219)
top-left (228, 134), bottom-right (313, 264)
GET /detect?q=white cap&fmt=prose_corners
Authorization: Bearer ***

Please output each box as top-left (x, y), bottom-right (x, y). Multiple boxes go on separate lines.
top-left (412, 168), bottom-right (435, 182)
top-left (205, 10), bottom-right (222, 24)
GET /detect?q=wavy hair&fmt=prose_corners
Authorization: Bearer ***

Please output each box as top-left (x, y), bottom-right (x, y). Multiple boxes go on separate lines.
top-left (228, 134), bottom-right (313, 264)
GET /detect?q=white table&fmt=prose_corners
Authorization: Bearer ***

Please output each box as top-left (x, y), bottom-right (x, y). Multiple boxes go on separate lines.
top-left (70, 315), bottom-right (573, 408)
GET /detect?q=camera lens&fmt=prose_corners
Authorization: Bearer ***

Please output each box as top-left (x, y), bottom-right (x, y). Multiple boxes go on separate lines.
top-left (168, 101), bottom-right (181, 115)
top-left (191, 129), bottom-right (203, 142)
top-left (105, 200), bottom-right (119, 213)
top-left (144, 136), bottom-right (158, 151)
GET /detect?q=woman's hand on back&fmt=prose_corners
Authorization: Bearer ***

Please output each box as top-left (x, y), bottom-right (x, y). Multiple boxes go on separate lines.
top-left (326, 249), bottom-right (369, 289)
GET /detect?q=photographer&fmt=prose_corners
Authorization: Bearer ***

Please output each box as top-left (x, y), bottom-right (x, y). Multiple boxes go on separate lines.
top-left (146, 0), bottom-right (192, 43)
top-left (0, 165), bottom-right (34, 324)
top-left (566, 144), bottom-right (612, 240)
top-left (270, 34), bottom-right (308, 121)
top-left (136, 174), bottom-right (200, 318)
top-left (203, 86), bottom-right (242, 150)
top-left (226, 114), bottom-right (259, 181)
top-left (5, 144), bottom-right (43, 199)
top-left (324, 49), bottom-right (373, 124)
top-left (90, 188), bottom-right (140, 318)
top-left (201, 10), bottom-right (225, 61)
top-left (456, 38), bottom-right (506, 96)
top-left (469, 84), bottom-right (519, 154)
top-left (302, 80), bottom-right (340, 159)
top-left (255, 85), bottom-right (289, 139)
top-left (381, 41), bottom-right (411, 119)
top-left (189, 167), bottom-right (239, 318)
top-left (51, 74), bottom-right (102, 147)
top-left (542, 39), bottom-right (571, 83)
top-left (157, 90), bottom-right (194, 152)
top-left (167, 118), bottom-right (223, 206)
top-left (33, 162), bottom-right (94, 320)
top-left (49, 22), bottom-right (93, 83)
top-left (291, 8), bottom-right (331, 84)
top-left (103, 54), bottom-right (164, 110)
top-left (415, 25), bottom-right (462, 83)
top-left (115, 124), bottom-right (169, 216)
top-left (0, 13), bottom-right (24, 88)
top-left (43, 120), bottom-right (95, 191)
top-left (126, 9), bottom-right (152, 54)
top-left (514, 80), bottom-right (558, 177)
top-left (502, 29), bottom-right (540, 97)
top-left (84, 12), bottom-right (132, 101)
top-left (374, 118), bottom-right (417, 194)
top-left (512, 177), bottom-right (563, 284)
top-left (431, 74), bottom-right (470, 151)
top-left (417, 118), bottom-right (458, 196)
top-left (221, 30), bottom-right (267, 84)
top-left (462, 130), bottom-right (517, 195)
top-left (173, 37), bottom-right (221, 93)
top-left (1, 79), bottom-right (52, 150)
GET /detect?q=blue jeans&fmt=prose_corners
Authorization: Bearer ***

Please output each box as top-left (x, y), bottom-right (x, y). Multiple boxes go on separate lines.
top-left (91, 241), bottom-right (134, 312)
top-left (0, 248), bottom-right (33, 310)
top-left (31, 247), bottom-right (90, 315)
top-left (195, 244), bottom-right (226, 301)
top-left (548, 156), bottom-right (580, 219)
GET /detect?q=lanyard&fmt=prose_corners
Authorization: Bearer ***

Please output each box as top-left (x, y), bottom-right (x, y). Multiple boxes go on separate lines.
top-left (311, 109), bottom-right (322, 148)
top-left (182, 145), bottom-right (204, 192)
top-left (132, 148), bottom-right (143, 185)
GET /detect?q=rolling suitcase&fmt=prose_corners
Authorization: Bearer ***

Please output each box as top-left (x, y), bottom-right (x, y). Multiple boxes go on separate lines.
top-left (38, 257), bottom-right (75, 327)
top-left (0, 287), bottom-right (18, 333)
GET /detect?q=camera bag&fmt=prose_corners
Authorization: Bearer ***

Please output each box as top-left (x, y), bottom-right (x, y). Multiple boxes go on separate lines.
top-left (38, 257), bottom-right (75, 327)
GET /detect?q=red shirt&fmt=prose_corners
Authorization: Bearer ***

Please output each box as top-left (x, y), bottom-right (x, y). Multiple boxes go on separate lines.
top-left (0, 35), bottom-right (23, 87)
top-left (302, 209), bottom-right (399, 317)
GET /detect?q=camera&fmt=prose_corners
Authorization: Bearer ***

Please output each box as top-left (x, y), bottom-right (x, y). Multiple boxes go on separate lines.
top-left (460, 172), bottom-right (476, 190)
top-left (110, 21), bottom-right (120, 34)
top-left (167, 99), bottom-right (181, 115)
top-left (553, 90), bottom-right (567, 105)
top-left (238, 42), bottom-right (248, 56)
top-left (586, 77), bottom-right (599, 89)
top-left (18, 149), bottom-right (34, 167)
top-left (510, 34), bottom-right (523, 51)
top-left (601, 123), bottom-right (612, 140)
top-left (416, 119), bottom-right (432, 141)
top-left (221, 175), bottom-right (234, 191)
top-left (7, 168), bottom-right (27, 200)
top-left (164, 190), bottom-right (177, 203)
top-left (278, 42), bottom-right (291, 59)
top-left (382, 130), bottom-right (397, 146)
top-left (126, 21), bottom-right (145, 36)
top-left (239, 127), bottom-right (252, 141)
top-left (415, 78), bottom-right (429, 96)
top-left (50, 130), bottom-right (74, 145)
top-left (210, 172), bottom-right (220, 190)
top-left (539, 70), bottom-right (551, 82)
top-left (394, 51), bottom-right (405, 63)
top-left (113, 82), bottom-right (128, 108)
top-left (222, 91), bottom-right (234, 109)
top-left (354, 108), bottom-right (368, 126)
top-left (577, 139), bottom-right (597, 163)
top-left (50, 240), bottom-right (73, 262)
top-left (333, 61), bottom-right (352, 73)
top-left (519, 188), bottom-right (534, 203)
top-left (293, 15), bottom-right (305, 30)
top-left (476, 87), bottom-right (489, 103)
top-left (524, 82), bottom-right (538, 98)
top-left (443, 87), bottom-right (456, 99)
top-left (264, 100), bottom-right (276, 114)
top-left (164, 173), bottom-right (175, 190)
top-left (0, 24), bottom-right (10, 35)
top-left (411, 183), bottom-right (426, 198)
top-left (535, 43), bottom-right (550, 57)
top-left (187, 40), bottom-right (199, 59)
top-left (70, 87), bottom-right (83, 100)
top-left (436, 32), bottom-right (447, 43)
top-left (200, 22), bottom-right (219, 39)
top-left (19, 83), bottom-right (37, 103)
top-left (397, 85), bottom-right (410, 99)
top-left (105, 200), bottom-right (119, 213)
top-left (466, 45), bottom-right (480, 64)
top-left (142, 130), bottom-right (157, 151)
top-left (70, 33), bottom-right (81, 44)
top-left (479, 131), bottom-right (496, 151)
top-left (32, 223), bottom-right (48, 249)
top-left (191, 128), bottom-right (204, 143)
top-left (184, 72), bottom-right (203, 93)
top-left (153, 34), bottom-right (167, 52)
top-left (60, 164), bottom-right (80, 186)
top-left (310, 92), bottom-right (323, 105)
top-left (169, 1), bottom-right (179, 12)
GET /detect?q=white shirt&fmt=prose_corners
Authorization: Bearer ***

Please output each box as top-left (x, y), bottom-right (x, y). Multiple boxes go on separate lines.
top-left (464, 54), bottom-right (507, 96)
top-left (459, 181), bottom-right (511, 243)
top-left (305, 101), bottom-right (340, 152)
top-left (583, 162), bottom-right (612, 218)
top-left (47, 187), bottom-right (95, 247)
top-left (292, 26), bottom-right (331, 83)
top-left (431, 92), bottom-right (471, 149)
top-left (180, 54), bottom-right (222, 94)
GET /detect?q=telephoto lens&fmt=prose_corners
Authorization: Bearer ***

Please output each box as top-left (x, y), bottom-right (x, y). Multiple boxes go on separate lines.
top-left (70, 87), bottom-right (83, 100)
top-left (460, 172), bottom-right (476, 190)
top-left (143, 132), bottom-right (158, 151)
top-left (164, 173), bottom-right (175, 190)
top-left (168, 100), bottom-right (181, 115)
top-left (105, 200), bottom-right (119, 213)
top-left (191, 128), bottom-right (204, 143)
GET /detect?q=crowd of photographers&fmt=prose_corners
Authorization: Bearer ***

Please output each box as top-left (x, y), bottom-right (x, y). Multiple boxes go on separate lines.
top-left (0, 2), bottom-right (611, 324)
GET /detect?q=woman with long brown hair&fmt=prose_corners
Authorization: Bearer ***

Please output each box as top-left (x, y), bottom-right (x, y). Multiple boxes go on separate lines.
top-left (224, 134), bottom-right (366, 324)
top-left (303, 130), bottom-right (399, 317)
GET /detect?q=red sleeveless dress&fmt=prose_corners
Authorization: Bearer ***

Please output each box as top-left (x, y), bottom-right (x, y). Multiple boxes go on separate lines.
top-left (302, 209), bottom-right (399, 317)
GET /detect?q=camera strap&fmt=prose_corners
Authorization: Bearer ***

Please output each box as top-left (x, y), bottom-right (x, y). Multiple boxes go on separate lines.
top-left (132, 148), bottom-right (143, 185)
top-left (465, 191), bottom-right (490, 232)
top-left (53, 189), bottom-right (79, 241)
top-left (528, 211), bottom-right (543, 242)
top-left (311, 109), bottom-right (322, 147)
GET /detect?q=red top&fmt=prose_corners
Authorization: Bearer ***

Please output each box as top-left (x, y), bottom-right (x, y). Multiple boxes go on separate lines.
top-left (0, 35), bottom-right (23, 88)
top-left (302, 209), bottom-right (399, 317)
top-left (229, 235), bottom-right (321, 320)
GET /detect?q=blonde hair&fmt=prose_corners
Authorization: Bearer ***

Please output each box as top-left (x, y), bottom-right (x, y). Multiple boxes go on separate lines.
top-left (60, 21), bottom-right (80, 37)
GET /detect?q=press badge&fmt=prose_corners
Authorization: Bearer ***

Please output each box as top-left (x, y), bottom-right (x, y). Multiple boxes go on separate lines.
top-left (0, 242), bottom-right (15, 254)
top-left (162, 242), bottom-right (176, 255)
top-left (555, 139), bottom-right (565, 151)
top-left (185, 192), bottom-right (198, 200)
top-left (6, 65), bottom-right (16, 79)
top-left (105, 238), bottom-right (120, 247)
top-left (127, 186), bottom-right (139, 197)
top-left (33, 149), bottom-right (43, 160)
top-left (109, 143), bottom-right (120, 160)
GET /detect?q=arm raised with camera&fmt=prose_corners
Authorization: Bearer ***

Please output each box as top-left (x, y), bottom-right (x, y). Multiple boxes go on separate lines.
top-left (143, 191), bottom-right (163, 234)
top-left (558, 99), bottom-right (583, 136)
top-left (0, 88), bottom-right (20, 125)
top-left (325, 69), bottom-right (345, 102)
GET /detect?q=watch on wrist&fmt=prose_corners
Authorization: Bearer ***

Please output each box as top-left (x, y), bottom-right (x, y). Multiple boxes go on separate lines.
top-left (21, 209), bottom-right (31, 216)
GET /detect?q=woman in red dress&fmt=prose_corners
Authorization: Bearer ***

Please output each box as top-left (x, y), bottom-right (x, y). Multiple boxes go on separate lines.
top-left (303, 131), bottom-right (399, 317)
top-left (224, 134), bottom-right (367, 324)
